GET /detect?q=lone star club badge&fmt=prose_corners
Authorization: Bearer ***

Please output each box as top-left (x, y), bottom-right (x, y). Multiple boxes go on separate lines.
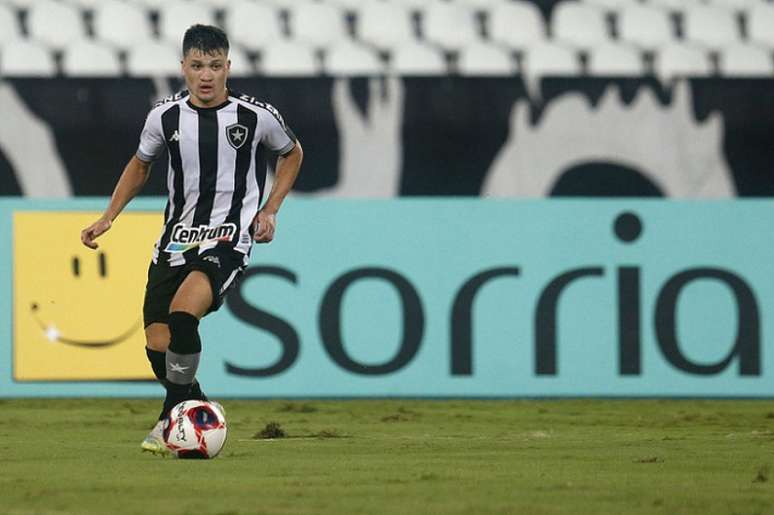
top-left (226, 123), bottom-right (249, 150)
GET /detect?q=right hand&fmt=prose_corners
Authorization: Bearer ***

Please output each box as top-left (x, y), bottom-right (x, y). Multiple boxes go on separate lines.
top-left (80, 217), bottom-right (112, 250)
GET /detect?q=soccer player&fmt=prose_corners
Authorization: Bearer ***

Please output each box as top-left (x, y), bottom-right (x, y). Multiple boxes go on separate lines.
top-left (80, 25), bottom-right (303, 454)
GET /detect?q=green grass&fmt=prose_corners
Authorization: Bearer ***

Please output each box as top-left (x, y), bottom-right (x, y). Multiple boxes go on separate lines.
top-left (1, 399), bottom-right (773, 515)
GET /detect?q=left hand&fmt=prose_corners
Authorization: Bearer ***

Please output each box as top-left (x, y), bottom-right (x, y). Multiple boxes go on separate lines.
top-left (252, 209), bottom-right (276, 243)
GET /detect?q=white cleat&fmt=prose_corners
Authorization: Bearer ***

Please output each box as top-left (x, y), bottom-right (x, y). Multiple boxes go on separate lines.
top-left (140, 420), bottom-right (169, 456)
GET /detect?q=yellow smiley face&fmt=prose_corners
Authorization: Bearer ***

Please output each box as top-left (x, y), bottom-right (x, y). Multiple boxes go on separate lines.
top-left (14, 211), bottom-right (163, 381)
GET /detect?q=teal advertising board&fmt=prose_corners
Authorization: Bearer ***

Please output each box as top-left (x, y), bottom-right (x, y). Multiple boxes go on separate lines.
top-left (1, 198), bottom-right (772, 397)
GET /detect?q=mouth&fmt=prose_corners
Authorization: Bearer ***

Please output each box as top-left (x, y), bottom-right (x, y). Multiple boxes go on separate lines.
top-left (199, 85), bottom-right (214, 95)
top-left (30, 303), bottom-right (141, 348)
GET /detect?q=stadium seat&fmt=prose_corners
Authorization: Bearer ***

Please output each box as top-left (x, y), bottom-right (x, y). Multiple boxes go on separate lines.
top-left (261, 0), bottom-right (316, 10)
top-left (552, 3), bottom-right (610, 50)
top-left (617, 4), bottom-right (675, 51)
top-left (62, 40), bottom-right (121, 77)
top-left (488, 1), bottom-right (546, 51)
top-left (387, 0), bottom-right (432, 12)
top-left (587, 43), bottom-right (645, 76)
top-left (356, 1), bottom-right (416, 51)
top-left (582, 0), bottom-right (639, 10)
top-left (326, 0), bottom-right (372, 12)
top-left (457, 42), bottom-right (516, 76)
top-left (717, 43), bottom-right (774, 76)
top-left (748, 3), bottom-right (774, 49)
top-left (0, 0), bottom-right (43, 8)
top-left (93, 0), bottom-right (153, 50)
top-left (422, 1), bottom-right (481, 51)
top-left (388, 42), bottom-right (447, 75)
top-left (126, 41), bottom-right (181, 76)
top-left (521, 43), bottom-right (581, 78)
top-left (454, 0), bottom-right (510, 10)
top-left (325, 41), bottom-right (384, 75)
top-left (0, 40), bottom-right (56, 76)
top-left (683, 5), bottom-right (741, 51)
top-left (227, 46), bottom-right (255, 77)
top-left (287, 2), bottom-right (348, 49)
top-left (159, 1), bottom-right (217, 45)
top-left (654, 44), bottom-right (713, 80)
top-left (0, 4), bottom-right (20, 48)
top-left (259, 40), bottom-right (321, 76)
top-left (705, 0), bottom-right (764, 11)
top-left (27, 0), bottom-right (85, 49)
top-left (225, 1), bottom-right (282, 52)
top-left (647, 0), bottom-right (706, 11)
top-left (63, 0), bottom-right (104, 9)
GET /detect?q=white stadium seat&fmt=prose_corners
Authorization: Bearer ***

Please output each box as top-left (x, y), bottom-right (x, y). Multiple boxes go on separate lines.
top-left (260, 40), bottom-right (321, 76)
top-left (647, 0), bottom-right (706, 11)
top-left (454, 0), bottom-right (510, 9)
top-left (457, 42), bottom-right (516, 76)
top-left (386, 0), bottom-right (431, 12)
top-left (27, 0), bottom-right (85, 49)
top-left (0, 40), bottom-right (56, 76)
top-left (326, 0), bottom-right (372, 11)
top-left (62, 40), bottom-right (121, 77)
top-left (227, 45), bottom-right (255, 77)
top-left (63, 0), bottom-right (105, 9)
top-left (654, 44), bottom-right (713, 80)
top-left (422, 1), bottom-right (481, 51)
top-left (93, 0), bottom-right (153, 50)
top-left (225, 1), bottom-right (283, 52)
top-left (0, 0), bottom-right (43, 8)
top-left (583, 0), bottom-right (639, 11)
top-left (718, 43), bottom-right (774, 76)
top-left (0, 4), bottom-right (20, 48)
top-left (683, 5), bottom-right (741, 51)
top-left (618, 5), bottom-right (675, 51)
top-left (287, 2), bottom-right (348, 49)
top-left (357, 2), bottom-right (416, 51)
top-left (488, 1), bottom-right (546, 51)
top-left (552, 3), bottom-right (610, 50)
top-left (389, 42), bottom-right (447, 75)
top-left (521, 43), bottom-right (581, 78)
top-left (261, 0), bottom-right (316, 10)
top-left (158, 1), bottom-right (217, 46)
top-left (706, 0), bottom-right (764, 11)
top-left (748, 4), bottom-right (774, 49)
top-left (126, 41), bottom-right (181, 76)
top-left (587, 43), bottom-right (645, 76)
top-left (325, 41), bottom-right (384, 75)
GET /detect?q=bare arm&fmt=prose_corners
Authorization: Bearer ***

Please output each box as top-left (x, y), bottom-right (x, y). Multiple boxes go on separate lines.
top-left (80, 155), bottom-right (152, 249)
top-left (254, 141), bottom-right (304, 243)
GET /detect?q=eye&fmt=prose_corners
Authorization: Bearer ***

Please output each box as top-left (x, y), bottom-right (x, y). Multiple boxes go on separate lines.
top-left (98, 252), bottom-right (108, 278)
top-left (72, 256), bottom-right (80, 277)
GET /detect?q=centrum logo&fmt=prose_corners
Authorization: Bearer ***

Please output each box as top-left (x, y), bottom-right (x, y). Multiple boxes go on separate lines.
top-left (165, 222), bottom-right (237, 253)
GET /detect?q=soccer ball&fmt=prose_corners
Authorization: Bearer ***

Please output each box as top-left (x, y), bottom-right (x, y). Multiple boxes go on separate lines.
top-left (163, 400), bottom-right (227, 459)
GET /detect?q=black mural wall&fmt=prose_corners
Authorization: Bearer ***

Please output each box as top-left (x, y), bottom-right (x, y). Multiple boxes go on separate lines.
top-left (1, 77), bottom-right (773, 197)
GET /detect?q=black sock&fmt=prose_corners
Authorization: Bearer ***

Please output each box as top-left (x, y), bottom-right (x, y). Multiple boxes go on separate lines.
top-left (145, 348), bottom-right (168, 385)
top-left (161, 312), bottom-right (202, 420)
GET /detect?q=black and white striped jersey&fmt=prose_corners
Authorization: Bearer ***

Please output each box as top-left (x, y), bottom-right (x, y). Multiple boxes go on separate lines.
top-left (136, 89), bottom-right (296, 267)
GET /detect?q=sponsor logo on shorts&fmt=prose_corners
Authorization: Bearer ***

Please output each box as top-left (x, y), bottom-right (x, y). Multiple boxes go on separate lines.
top-left (164, 223), bottom-right (237, 253)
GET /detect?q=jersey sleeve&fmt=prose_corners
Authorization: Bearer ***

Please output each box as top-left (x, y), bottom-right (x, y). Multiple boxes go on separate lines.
top-left (258, 104), bottom-right (297, 155)
top-left (136, 107), bottom-right (165, 162)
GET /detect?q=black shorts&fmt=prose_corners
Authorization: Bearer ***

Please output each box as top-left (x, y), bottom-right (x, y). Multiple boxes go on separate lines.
top-left (143, 246), bottom-right (248, 327)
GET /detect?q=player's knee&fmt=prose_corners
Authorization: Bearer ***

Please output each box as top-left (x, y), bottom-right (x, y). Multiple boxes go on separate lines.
top-left (167, 311), bottom-right (201, 354)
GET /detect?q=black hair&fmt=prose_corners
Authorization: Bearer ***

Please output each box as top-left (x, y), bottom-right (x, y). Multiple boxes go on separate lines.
top-left (182, 24), bottom-right (229, 57)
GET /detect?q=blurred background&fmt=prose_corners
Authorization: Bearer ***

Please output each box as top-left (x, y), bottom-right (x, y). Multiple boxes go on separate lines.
top-left (2, 0), bottom-right (774, 398)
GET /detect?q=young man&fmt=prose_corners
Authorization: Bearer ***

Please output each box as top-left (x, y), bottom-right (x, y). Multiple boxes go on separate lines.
top-left (80, 25), bottom-right (303, 454)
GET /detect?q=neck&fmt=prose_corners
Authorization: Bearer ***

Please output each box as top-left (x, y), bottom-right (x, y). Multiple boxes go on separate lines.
top-left (189, 88), bottom-right (228, 108)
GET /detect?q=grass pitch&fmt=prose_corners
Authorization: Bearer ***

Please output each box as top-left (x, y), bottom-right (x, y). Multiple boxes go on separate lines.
top-left (1, 399), bottom-right (773, 515)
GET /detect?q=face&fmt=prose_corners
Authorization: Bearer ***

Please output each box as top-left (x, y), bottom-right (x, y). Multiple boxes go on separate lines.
top-left (182, 48), bottom-right (230, 106)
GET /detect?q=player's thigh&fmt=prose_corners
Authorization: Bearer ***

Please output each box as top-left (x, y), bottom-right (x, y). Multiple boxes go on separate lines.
top-left (169, 270), bottom-right (213, 318)
top-left (145, 323), bottom-right (170, 352)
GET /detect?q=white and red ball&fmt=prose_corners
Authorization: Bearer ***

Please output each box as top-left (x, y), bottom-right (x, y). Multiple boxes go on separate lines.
top-left (163, 400), bottom-right (227, 459)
